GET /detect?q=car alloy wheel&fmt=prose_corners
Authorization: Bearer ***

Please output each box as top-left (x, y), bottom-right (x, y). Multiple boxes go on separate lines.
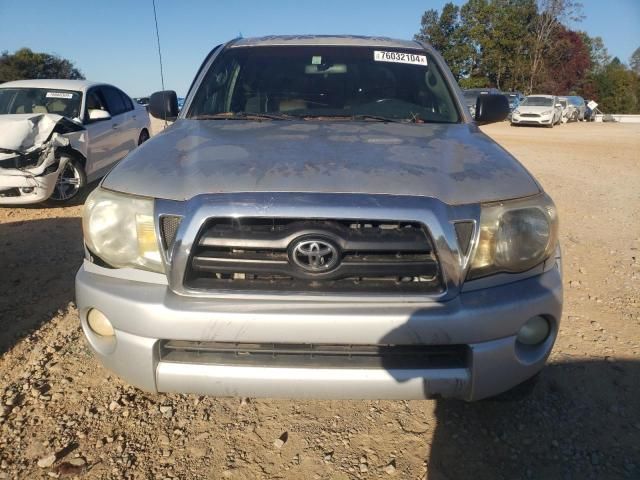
top-left (50, 160), bottom-right (83, 201)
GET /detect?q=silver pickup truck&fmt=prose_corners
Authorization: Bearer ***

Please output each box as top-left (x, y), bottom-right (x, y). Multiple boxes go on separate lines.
top-left (76, 36), bottom-right (562, 401)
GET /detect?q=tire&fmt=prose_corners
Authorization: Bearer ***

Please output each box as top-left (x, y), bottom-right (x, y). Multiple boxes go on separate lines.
top-left (48, 156), bottom-right (87, 203)
top-left (138, 129), bottom-right (150, 145)
top-left (547, 121), bottom-right (554, 128)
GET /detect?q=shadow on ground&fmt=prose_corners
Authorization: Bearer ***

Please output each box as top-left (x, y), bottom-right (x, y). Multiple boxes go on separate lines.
top-left (427, 358), bottom-right (639, 480)
top-left (0, 216), bottom-right (83, 355)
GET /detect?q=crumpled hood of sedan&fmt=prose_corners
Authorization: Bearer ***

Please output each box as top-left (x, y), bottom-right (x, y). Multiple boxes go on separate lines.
top-left (102, 119), bottom-right (540, 205)
top-left (0, 113), bottom-right (86, 162)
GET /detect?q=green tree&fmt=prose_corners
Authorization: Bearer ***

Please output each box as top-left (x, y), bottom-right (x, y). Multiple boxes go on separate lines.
top-left (414, 2), bottom-right (471, 79)
top-left (591, 59), bottom-right (639, 113)
top-left (0, 48), bottom-right (84, 84)
top-left (630, 47), bottom-right (640, 75)
top-left (459, 0), bottom-right (537, 91)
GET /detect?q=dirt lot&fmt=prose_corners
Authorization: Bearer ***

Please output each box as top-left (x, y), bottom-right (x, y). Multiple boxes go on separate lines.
top-left (0, 121), bottom-right (638, 479)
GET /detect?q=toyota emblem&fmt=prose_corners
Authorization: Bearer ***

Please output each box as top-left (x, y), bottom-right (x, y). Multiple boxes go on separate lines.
top-left (289, 238), bottom-right (340, 273)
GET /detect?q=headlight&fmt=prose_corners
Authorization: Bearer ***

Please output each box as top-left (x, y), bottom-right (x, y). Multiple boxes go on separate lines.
top-left (513, 109), bottom-right (520, 115)
top-left (541, 110), bottom-right (552, 116)
top-left (468, 193), bottom-right (558, 280)
top-left (83, 187), bottom-right (163, 273)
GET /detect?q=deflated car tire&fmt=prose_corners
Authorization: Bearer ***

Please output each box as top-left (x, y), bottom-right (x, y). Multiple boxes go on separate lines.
top-left (48, 156), bottom-right (87, 204)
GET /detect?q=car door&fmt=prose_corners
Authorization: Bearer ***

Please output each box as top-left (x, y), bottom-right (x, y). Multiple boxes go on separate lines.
top-left (97, 86), bottom-right (132, 170)
top-left (83, 87), bottom-right (123, 179)
top-left (112, 87), bottom-right (140, 153)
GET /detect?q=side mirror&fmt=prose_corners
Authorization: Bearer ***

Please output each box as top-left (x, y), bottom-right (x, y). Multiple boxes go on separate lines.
top-left (88, 109), bottom-right (111, 121)
top-left (149, 90), bottom-right (179, 120)
top-left (474, 94), bottom-right (510, 124)
top-left (556, 103), bottom-right (562, 108)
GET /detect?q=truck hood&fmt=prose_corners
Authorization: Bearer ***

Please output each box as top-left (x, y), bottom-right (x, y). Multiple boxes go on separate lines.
top-left (103, 119), bottom-right (540, 205)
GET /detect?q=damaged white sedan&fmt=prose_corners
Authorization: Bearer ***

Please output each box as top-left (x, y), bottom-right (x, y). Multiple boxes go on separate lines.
top-left (0, 80), bottom-right (150, 204)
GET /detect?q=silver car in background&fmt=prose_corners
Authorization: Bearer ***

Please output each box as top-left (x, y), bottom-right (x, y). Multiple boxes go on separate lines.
top-left (77, 36), bottom-right (562, 401)
top-left (0, 79), bottom-right (150, 204)
top-left (511, 94), bottom-right (563, 127)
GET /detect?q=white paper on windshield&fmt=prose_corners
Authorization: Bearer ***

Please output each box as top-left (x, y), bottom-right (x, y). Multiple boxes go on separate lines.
top-left (374, 50), bottom-right (427, 66)
top-left (46, 92), bottom-right (73, 99)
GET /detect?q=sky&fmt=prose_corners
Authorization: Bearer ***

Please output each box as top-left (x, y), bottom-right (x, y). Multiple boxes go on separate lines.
top-left (0, 0), bottom-right (638, 97)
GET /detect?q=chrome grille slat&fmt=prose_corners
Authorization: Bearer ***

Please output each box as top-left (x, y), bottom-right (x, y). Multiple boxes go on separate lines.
top-left (183, 217), bottom-right (443, 294)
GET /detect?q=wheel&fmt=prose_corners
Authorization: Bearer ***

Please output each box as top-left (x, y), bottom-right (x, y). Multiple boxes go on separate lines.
top-left (49, 156), bottom-right (87, 202)
top-left (547, 121), bottom-right (554, 128)
top-left (138, 129), bottom-right (150, 145)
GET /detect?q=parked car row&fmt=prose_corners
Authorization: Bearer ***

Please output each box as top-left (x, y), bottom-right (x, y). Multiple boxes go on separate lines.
top-left (462, 87), bottom-right (591, 128)
top-left (0, 79), bottom-right (150, 204)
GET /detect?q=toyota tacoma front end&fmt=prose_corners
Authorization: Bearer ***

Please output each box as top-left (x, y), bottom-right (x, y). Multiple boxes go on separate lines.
top-left (76, 36), bottom-right (562, 401)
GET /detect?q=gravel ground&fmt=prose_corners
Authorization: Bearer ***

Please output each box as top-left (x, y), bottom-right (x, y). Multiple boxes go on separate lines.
top-left (0, 121), bottom-right (638, 479)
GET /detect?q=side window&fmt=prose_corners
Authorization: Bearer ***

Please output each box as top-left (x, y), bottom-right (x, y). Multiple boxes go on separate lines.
top-left (85, 89), bottom-right (108, 122)
top-left (101, 86), bottom-right (126, 116)
top-left (118, 90), bottom-right (134, 112)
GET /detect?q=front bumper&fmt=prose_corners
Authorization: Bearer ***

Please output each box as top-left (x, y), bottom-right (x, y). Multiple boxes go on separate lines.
top-left (511, 114), bottom-right (553, 125)
top-left (0, 167), bottom-right (61, 205)
top-left (76, 260), bottom-right (562, 401)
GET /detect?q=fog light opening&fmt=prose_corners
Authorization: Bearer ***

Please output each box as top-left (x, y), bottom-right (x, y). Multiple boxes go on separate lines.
top-left (87, 309), bottom-right (115, 337)
top-left (21, 187), bottom-right (34, 194)
top-left (517, 316), bottom-right (550, 346)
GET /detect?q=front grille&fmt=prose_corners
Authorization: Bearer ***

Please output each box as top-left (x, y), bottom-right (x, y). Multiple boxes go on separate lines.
top-left (184, 218), bottom-right (442, 294)
top-left (521, 113), bottom-right (540, 117)
top-left (160, 341), bottom-right (468, 369)
top-left (160, 215), bottom-right (182, 251)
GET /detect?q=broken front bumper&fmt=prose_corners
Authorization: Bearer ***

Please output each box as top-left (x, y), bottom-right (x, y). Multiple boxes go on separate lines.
top-left (0, 166), bottom-right (62, 204)
top-left (76, 259), bottom-right (563, 401)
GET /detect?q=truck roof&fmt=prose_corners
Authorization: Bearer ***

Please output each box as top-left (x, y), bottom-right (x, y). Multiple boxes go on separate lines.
top-left (230, 35), bottom-right (424, 50)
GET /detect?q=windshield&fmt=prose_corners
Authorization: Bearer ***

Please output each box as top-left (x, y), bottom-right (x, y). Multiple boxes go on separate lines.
top-left (188, 46), bottom-right (460, 123)
top-left (521, 96), bottom-right (553, 107)
top-left (0, 88), bottom-right (82, 118)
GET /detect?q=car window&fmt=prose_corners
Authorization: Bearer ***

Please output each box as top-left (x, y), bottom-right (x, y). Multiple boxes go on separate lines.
top-left (101, 86), bottom-right (127, 116)
top-left (189, 46), bottom-right (460, 123)
top-left (118, 90), bottom-right (134, 112)
top-left (84, 89), bottom-right (109, 122)
top-left (0, 88), bottom-right (82, 118)
top-left (521, 97), bottom-right (553, 107)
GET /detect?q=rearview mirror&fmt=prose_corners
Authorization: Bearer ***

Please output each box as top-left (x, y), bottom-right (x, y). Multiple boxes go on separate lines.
top-left (88, 109), bottom-right (111, 121)
top-left (474, 95), bottom-right (510, 124)
top-left (149, 90), bottom-right (179, 120)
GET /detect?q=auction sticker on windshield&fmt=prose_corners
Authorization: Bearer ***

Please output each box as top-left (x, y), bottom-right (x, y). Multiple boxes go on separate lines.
top-left (46, 92), bottom-right (74, 99)
top-left (373, 51), bottom-right (427, 66)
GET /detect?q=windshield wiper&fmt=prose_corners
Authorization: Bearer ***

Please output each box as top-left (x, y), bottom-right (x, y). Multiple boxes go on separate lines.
top-left (191, 112), bottom-right (291, 121)
top-left (351, 114), bottom-right (408, 123)
top-left (299, 114), bottom-right (407, 123)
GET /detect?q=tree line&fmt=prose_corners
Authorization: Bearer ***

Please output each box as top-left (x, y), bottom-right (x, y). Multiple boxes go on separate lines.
top-left (416, 0), bottom-right (640, 114)
top-left (0, 48), bottom-right (84, 84)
